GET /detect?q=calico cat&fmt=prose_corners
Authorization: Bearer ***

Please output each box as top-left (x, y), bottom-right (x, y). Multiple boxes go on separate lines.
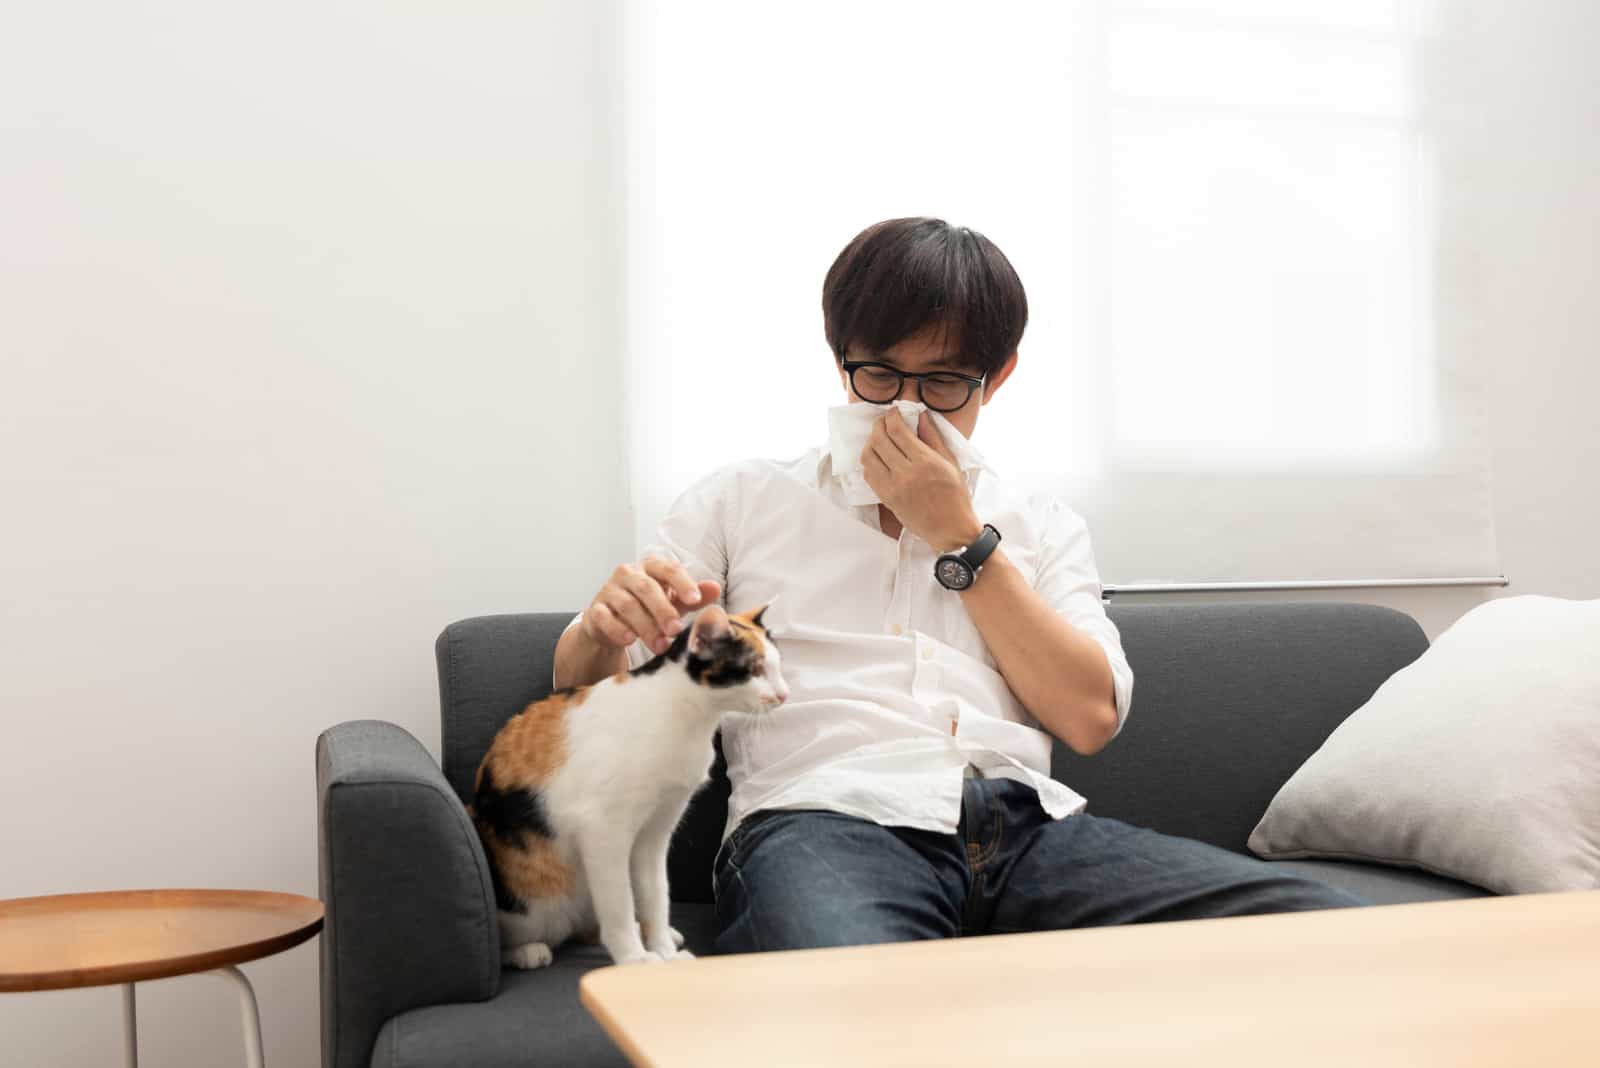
top-left (470, 602), bottom-right (788, 968)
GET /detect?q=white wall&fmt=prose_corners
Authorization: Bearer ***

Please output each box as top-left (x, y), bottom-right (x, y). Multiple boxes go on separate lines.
top-left (1443, 0), bottom-right (1600, 620)
top-left (0, 3), bottom-right (627, 1065)
top-left (2, 2), bottom-right (1596, 1066)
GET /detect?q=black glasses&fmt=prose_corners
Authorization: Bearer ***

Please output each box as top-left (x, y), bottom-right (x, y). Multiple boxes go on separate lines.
top-left (841, 360), bottom-right (985, 413)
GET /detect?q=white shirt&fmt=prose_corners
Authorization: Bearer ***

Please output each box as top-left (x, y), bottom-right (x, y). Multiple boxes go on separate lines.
top-left (563, 432), bottom-right (1134, 843)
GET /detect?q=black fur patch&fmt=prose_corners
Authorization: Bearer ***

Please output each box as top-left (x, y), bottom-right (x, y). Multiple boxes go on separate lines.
top-left (631, 627), bottom-right (691, 676)
top-left (686, 639), bottom-right (755, 688)
top-left (490, 863), bottom-right (526, 914)
top-left (474, 764), bottom-right (554, 848)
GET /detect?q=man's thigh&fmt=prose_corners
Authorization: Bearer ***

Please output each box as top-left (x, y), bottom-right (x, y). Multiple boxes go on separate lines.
top-left (713, 809), bottom-right (965, 954)
top-left (987, 813), bottom-right (1366, 933)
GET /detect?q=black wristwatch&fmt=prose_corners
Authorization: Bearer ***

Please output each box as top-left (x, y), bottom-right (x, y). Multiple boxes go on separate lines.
top-left (935, 524), bottom-right (1001, 591)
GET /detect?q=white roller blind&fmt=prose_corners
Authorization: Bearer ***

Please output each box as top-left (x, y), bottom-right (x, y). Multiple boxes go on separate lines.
top-left (621, 0), bottom-right (1500, 584)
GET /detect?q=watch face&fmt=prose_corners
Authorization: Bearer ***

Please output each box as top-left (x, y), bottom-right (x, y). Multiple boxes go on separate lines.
top-left (937, 557), bottom-right (974, 590)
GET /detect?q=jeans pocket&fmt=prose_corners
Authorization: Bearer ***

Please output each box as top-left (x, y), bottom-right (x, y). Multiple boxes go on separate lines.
top-left (712, 835), bottom-right (733, 900)
top-left (724, 808), bottom-right (788, 871)
top-left (713, 816), bottom-right (761, 901)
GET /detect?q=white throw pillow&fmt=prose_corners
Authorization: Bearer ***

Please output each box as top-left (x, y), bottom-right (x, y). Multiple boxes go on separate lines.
top-left (1248, 595), bottom-right (1600, 894)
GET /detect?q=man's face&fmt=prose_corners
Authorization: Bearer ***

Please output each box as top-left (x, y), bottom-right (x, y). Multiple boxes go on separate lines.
top-left (838, 327), bottom-right (1017, 440)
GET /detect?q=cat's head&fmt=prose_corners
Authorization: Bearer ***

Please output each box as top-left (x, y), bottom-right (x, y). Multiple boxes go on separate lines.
top-left (684, 602), bottom-right (789, 710)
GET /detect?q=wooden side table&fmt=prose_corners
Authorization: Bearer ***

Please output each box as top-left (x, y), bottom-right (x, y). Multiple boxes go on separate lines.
top-left (0, 888), bottom-right (323, 1067)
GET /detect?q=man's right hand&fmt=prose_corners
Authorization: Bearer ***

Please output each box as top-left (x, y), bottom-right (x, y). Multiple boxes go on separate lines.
top-left (581, 555), bottom-right (723, 657)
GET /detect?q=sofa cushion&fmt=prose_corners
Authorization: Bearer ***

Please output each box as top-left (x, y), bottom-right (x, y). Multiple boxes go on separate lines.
top-left (370, 904), bottom-right (720, 1068)
top-left (371, 959), bottom-right (628, 1068)
top-left (1267, 859), bottom-right (1488, 905)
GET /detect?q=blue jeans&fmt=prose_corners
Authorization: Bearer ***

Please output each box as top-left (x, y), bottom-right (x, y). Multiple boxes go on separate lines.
top-left (714, 777), bottom-right (1365, 953)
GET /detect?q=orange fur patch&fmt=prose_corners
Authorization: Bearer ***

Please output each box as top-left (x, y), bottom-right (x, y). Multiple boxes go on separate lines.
top-left (484, 685), bottom-right (581, 787)
top-left (727, 607), bottom-right (769, 658)
top-left (487, 832), bottom-right (573, 899)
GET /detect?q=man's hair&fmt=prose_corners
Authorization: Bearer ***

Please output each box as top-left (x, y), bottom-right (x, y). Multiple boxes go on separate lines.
top-left (821, 217), bottom-right (1028, 379)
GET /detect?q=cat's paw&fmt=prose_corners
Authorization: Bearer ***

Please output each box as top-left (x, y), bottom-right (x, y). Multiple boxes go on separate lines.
top-left (614, 949), bottom-right (665, 965)
top-left (644, 934), bottom-right (693, 960)
top-left (669, 925), bottom-right (686, 950)
top-left (503, 942), bottom-right (554, 970)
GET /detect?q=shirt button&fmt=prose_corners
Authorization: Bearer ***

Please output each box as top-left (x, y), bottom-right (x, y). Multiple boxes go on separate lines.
top-left (921, 647), bottom-right (935, 661)
top-left (889, 624), bottom-right (903, 636)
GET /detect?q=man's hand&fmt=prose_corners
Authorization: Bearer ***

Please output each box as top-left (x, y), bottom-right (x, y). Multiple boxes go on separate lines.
top-left (582, 556), bottom-right (722, 657)
top-left (861, 411), bottom-right (983, 552)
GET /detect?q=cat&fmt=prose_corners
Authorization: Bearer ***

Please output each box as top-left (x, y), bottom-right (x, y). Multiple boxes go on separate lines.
top-left (470, 602), bottom-right (788, 968)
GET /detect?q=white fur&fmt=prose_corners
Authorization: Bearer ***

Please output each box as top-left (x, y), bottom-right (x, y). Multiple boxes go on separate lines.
top-left (498, 610), bottom-right (788, 968)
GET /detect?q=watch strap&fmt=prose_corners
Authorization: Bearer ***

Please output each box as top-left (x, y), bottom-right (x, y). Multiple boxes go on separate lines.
top-left (961, 523), bottom-right (1002, 572)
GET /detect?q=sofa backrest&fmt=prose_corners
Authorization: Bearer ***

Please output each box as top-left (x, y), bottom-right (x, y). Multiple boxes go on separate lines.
top-left (1053, 601), bottom-right (1426, 854)
top-left (436, 601), bottom-right (1428, 905)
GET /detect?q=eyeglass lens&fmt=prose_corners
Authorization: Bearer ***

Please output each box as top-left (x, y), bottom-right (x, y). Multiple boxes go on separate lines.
top-left (852, 365), bottom-right (975, 411)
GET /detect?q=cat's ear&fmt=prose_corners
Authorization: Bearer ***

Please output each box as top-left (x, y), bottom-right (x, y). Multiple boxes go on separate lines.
top-left (688, 604), bottom-right (731, 658)
top-left (749, 596), bottom-right (779, 630)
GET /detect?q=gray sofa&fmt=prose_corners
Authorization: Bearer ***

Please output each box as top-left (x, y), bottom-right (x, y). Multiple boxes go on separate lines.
top-left (315, 601), bottom-right (1490, 1068)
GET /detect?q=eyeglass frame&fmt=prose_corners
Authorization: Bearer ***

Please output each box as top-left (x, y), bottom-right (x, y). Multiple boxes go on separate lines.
top-left (839, 359), bottom-right (987, 413)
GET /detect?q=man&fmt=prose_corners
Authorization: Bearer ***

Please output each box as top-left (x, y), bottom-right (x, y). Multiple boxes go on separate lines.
top-left (554, 216), bottom-right (1362, 954)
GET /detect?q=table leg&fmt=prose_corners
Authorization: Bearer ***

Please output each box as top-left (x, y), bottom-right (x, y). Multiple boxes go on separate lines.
top-left (122, 983), bottom-right (138, 1067)
top-left (205, 966), bottom-right (265, 1068)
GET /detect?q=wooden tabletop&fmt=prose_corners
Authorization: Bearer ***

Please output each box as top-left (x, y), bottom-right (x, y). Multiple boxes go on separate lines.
top-left (0, 889), bottom-right (324, 992)
top-left (581, 890), bottom-right (1600, 1068)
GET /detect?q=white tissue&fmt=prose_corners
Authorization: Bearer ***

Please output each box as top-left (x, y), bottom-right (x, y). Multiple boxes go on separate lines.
top-left (825, 400), bottom-right (978, 506)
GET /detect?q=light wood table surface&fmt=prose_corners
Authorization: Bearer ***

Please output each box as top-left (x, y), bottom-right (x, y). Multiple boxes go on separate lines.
top-left (0, 889), bottom-right (324, 1066)
top-left (581, 890), bottom-right (1600, 1067)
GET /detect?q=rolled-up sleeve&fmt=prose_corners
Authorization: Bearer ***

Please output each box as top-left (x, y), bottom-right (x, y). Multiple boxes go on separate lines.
top-left (1032, 498), bottom-right (1135, 736)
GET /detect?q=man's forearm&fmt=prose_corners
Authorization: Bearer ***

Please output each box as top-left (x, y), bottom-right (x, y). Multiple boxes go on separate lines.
top-left (957, 546), bottom-right (1119, 755)
top-left (553, 622), bottom-right (629, 690)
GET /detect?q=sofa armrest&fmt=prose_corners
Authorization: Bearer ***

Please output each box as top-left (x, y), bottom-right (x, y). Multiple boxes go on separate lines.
top-left (316, 720), bottom-right (500, 1068)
